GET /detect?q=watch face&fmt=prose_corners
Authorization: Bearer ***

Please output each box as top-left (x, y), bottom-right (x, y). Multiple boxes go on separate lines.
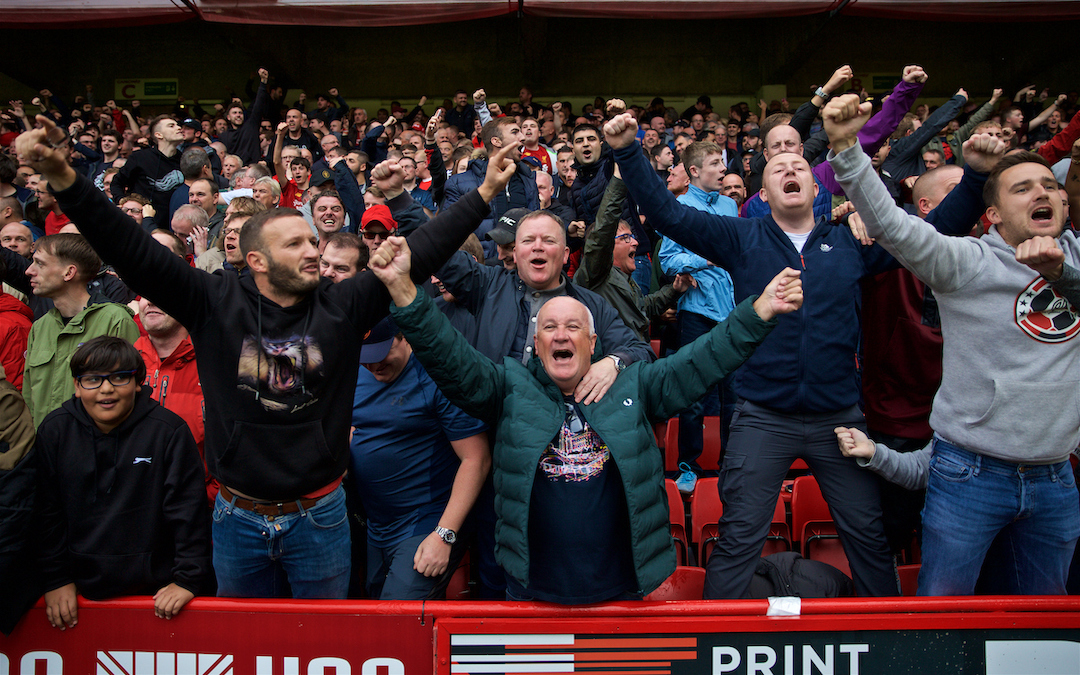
top-left (438, 527), bottom-right (457, 544)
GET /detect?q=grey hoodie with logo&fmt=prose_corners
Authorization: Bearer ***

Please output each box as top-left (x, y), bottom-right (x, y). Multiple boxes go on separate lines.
top-left (830, 145), bottom-right (1080, 464)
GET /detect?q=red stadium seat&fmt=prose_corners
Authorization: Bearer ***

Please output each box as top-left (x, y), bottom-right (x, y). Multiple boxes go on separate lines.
top-left (664, 416), bottom-right (723, 474)
top-left (651, 339), bottom-right (663, 358)
top-left (691, 477), bottom-right (723, 563)
top-left (644, 566), bottom-right (706, 601)
top-left (444, 551), bottom-right (472, 600)
top-left (665, 478), bottom-right (689, 566)
top-left (898, 564), bottom-right (921, 596)
top-left (791, 475), bottom-right (851, 579)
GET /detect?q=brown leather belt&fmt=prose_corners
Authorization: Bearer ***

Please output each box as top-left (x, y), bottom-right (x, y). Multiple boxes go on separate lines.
top-left (220, 485), bottom-right (320, 516)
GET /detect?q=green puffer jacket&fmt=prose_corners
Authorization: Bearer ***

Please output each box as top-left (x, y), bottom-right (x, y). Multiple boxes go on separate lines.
top-left (390, 287), bottom-right (777, 595)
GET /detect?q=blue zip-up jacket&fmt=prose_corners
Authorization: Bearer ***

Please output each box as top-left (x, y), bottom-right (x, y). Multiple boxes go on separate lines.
top-left (614, 142), bottom-right (978, 413)
top-left (659, 184), bottom-right (737, 322)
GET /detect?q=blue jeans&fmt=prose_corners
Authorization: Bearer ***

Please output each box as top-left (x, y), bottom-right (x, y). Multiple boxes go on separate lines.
top-left (212, 484), bottom-right (352, 598)
top-left (918, 438), bottom-right (1080, 596)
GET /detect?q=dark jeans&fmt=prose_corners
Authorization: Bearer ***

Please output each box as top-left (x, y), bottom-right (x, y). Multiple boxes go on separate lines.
top-left (704, 400), bottom-right (898, 599)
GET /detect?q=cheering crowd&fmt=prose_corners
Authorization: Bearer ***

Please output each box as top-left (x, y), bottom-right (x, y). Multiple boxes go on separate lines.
top-left (1, 62), bottom-right (1079, 633)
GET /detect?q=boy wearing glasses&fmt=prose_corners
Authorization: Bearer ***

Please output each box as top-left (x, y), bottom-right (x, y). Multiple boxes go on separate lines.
top-left (35, 336), bottom-right (212, 630)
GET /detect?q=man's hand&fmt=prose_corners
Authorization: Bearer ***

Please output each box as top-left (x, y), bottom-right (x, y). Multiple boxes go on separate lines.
top-left (45, 583), bottom-right (78, 630)
top-left (574, 357), bottom-right (618, 405)
top-left (673, 273), bottom-right (697, 293)
top-left (192, 224), bottom-right (208, 257)
top-left (369, 236), bottom-right (417, 306)
top-left (602, 112), bottom-right (639, 150)
top-left (370, 159), bottom-right (406, 199)
top-left (835, 426), bottom-right (876, 460)
top-left (425, 109), bottom-right (442, 143)
top-left (848, 212), bottom-right (874, 246)
top-left (40, 89), bottom-right (52, 99)
top-left (418, 95), bottom-right (427, 107)
top-left (9, 100), bottom-right (24, 118)
top-left (131, 99), bottom-right (141, 108)
top-left (956, 87), bottom-right (968, 100)
top-left (831, 200), bottom-right (855, 222)
top-left (14, 114), bottom-right (77, 190)
top-left (752, 267), bottom-right (803, 321)
top-left (991, 88), bottom-right (1004, 104)
top-left (606, 98), bottom-right (627, 117)
top-left (962, 132), bottom-right (1007, 174)
top-left (902, 65), bottom-right (928, 84)
top-left (567, 220), bottom-right (585, 239)
top-left (822, 94), bottom-right (872, 153)
top-left (153, 583), bottom-right (194, 620)
top-left (259, 68), bottom-right (269, 84)
top-left (276, 121), bottom-right (288, 135)
top-left (551, 101), bottom-right (562, 114)
top-left (1055, 93), bottom-right (1068, 107)
top-left (1016, 235), bottom-right (1065, 280)
top-left (477, 142), bottom-right (518, 203)
top-left (488, 102), bottom-right (502, 117)
top-left (473, 89), bottom-right (486, 105)
top-left (824, 65), bottom-right (853, 94)
top-left (329, 87), bottom-right (339, 97)
top-left (413, 532), bottom-right (451, 578)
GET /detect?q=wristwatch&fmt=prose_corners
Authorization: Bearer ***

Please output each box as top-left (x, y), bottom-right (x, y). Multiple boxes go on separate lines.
top-left (607, 354), bottom-right (626, 372)
top-left (815, 87), bottom-right (830, 101)
top-left (435, 526), bottom-right (457, 545)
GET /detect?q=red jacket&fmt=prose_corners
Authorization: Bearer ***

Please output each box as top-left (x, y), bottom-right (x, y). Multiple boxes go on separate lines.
top-left (0, 293), bottom-right (32, 390)
top-left (135, 335), bottom-right (217, 501)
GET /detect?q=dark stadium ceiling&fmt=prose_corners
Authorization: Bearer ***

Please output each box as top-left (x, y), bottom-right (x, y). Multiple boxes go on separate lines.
top-left (10, 0), bottom-right (1080, 29)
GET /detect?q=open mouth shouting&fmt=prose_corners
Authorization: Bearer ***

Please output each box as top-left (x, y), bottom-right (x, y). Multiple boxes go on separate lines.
top-left (783, 178), bottom-right (801, 194)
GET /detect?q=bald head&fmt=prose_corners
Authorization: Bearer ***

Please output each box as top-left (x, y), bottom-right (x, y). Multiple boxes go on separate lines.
top-left (912, 165), bottom-right (963, 218)
top-left (534, 296), bottom-right (597, 395)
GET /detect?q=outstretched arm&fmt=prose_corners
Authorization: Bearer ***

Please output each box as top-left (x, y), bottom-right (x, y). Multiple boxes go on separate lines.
top-left (16, 115), bottom-right (219, 328)
top-left (836, 426), bottom-right (931, 491)
top-left (605, 112), bottom-right (743, 270)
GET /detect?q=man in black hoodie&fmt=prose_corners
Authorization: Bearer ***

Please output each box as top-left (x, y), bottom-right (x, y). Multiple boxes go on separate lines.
top-left (112, 115), bottom-right (184, 219)
top-left (17, 116), bottom-right (520, 599)
top-left (220, 68), bottom-right (271, 166)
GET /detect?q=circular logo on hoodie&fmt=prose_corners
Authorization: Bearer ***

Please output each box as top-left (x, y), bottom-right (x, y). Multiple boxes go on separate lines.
top-left (1015, 276), bottom-right (1080, 343)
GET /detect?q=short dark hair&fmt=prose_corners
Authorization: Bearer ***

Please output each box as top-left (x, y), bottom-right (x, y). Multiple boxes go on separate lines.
top-left (324, 231), bottom-right (366, 268)
top-left (35, 233), bottom-right (101, 282)
top-left (681, 141), bottom-right (724, 172)
top-left (289, 157), bottom-right (311, 171)
top-left (70, 335), bottom-right (146, 383)
top-left (240, 208), bottom-right (304, 258)
top-left (481, 118), bottom-right (517, 153)
top-left (983, 150), bottom-right (1050, 209)
top-left (572, 123), bottom-right (599, 141)
top-left (312, 190), bottom-right (343, 210)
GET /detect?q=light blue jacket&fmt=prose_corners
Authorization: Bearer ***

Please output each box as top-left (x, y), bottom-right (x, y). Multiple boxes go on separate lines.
top-left (659, 184), bottom-right (737, 322)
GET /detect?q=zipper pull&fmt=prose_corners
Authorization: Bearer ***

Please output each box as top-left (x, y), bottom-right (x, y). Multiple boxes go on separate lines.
top-left (800, 253), bottom-right (806, 270)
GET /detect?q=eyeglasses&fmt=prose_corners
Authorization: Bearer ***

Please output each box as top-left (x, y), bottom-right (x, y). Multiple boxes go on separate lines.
top-left (222, 226), bottom-right (243, 237)
top-left (76, 370), bottom-right (137, 389)
top-left (362, 230), bottom-right (393, 241)
top-left (120, 206), bottom-right (142, 215)
top-left (614, 233), bottom-right (637, 243)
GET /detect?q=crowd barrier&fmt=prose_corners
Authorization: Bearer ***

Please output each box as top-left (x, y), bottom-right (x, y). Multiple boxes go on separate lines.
top-left (2, 596), bottom-right (1079, 674)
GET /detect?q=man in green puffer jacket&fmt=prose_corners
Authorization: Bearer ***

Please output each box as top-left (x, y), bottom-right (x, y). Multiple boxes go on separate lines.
top-left (369, 234), bottom-right (802, 603)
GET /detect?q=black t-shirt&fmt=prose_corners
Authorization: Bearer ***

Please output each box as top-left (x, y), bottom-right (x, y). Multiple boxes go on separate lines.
top-left (510, 397), bottom-right (636, 603)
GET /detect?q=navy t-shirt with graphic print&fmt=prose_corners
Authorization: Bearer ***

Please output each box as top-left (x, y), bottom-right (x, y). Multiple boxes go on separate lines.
top-left (508, 396), bottom-right (636, 603)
